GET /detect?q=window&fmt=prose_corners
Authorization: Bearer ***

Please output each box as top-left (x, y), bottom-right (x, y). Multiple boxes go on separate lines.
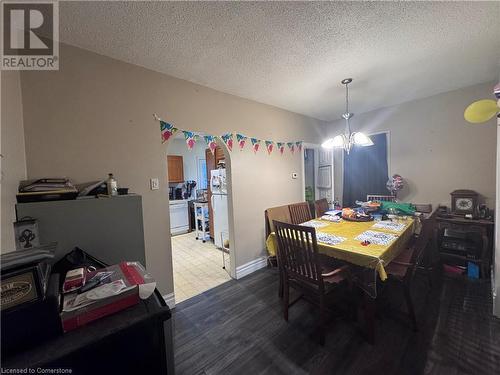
top-left (197, 158), bottom-right (207, 190)
top-left (342, 133), bottom-right (388, 206)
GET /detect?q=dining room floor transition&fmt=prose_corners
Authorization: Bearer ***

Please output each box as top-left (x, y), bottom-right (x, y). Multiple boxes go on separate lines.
top-left (172, 266), bottom-right (500, 375)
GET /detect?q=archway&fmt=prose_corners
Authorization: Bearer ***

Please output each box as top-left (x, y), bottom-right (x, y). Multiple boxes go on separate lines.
top-left (165, 133), bottom-right (235, 303)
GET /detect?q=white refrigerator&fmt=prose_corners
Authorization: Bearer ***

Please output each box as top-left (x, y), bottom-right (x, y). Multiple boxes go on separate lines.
top-left (210, 169), bottom-right (228, 248)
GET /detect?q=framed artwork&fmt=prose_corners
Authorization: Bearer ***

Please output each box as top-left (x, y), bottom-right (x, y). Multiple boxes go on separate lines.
top-left (14, 218), bottom-right (40, 250)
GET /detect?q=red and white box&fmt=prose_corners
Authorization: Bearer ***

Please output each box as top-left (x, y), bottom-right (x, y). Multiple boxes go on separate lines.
top-left (60, 261), bottom-right (156, 332)
top-left (62, 267), bottom-right (86, 293)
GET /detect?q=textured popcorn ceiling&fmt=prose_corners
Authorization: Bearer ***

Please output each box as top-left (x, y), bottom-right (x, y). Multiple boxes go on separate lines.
top-left (59, 1), bottom-right (500, 121)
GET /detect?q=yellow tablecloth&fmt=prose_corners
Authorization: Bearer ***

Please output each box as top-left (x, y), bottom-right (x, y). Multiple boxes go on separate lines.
top-left (266, 218), bottom-right (415, 281)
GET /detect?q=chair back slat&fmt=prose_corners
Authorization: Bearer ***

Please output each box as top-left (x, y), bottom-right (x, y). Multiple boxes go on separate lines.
top-left (274, 220), bottom-right (323, 287)
top-left (314, 198), bottom-right (329, 217)
top-left (367, 194), bottom-right (395, 202)
top-left (413, 203), bottom-right (432, 214)
top-left (289, 202), bottom-right (313, 224)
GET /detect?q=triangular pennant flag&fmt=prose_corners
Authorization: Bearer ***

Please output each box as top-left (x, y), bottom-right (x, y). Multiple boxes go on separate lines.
top-left (204, 135), bottom-right (217, 155)
top-left (236, 133), bottom-right (247, 151)
top-left (265, 140), bottom-right (274, 155)
top-left (287, 142), bottom-right (295, 154)
top-left (221, 133), bottom-right (234, 151)
top-left (250, 138), bottom-right (261, 154)
top-left (182, 131), bottom-right (198, 150)
top-left (295, 141), bottom-right (303, 152)
top-left (160, 121), bottom-right (178, 143)
top-left (277, 142), bottom-right (285, 155)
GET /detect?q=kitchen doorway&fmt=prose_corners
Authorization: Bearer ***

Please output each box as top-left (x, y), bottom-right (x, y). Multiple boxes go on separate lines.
top-left (302, 144), bottom-right (334, 206)
top-left (166, 135), bottom-right (233, 304)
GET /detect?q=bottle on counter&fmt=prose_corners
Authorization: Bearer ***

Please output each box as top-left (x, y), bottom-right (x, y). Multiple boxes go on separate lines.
top-left (107, 173), bottom-right (118, 196)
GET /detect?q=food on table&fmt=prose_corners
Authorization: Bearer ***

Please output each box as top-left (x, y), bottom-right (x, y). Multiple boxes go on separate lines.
top-left (342, 207), bottom-right (373, 222)
top-left (355, 200), bottom-right (381, 212)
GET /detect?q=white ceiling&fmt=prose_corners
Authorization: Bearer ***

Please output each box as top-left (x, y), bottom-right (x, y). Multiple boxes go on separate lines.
top-left (60, 1), bottom-right (500, 121)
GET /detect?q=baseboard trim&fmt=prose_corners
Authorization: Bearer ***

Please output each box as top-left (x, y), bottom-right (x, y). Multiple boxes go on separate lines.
top-left (162, 292), bottom-right (176, 309)
top-left (235, 256), bottom-right (267, 279)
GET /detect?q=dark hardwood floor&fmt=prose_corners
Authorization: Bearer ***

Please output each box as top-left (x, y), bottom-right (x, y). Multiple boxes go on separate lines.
top-left (172, 267), bottom-right (500, 375)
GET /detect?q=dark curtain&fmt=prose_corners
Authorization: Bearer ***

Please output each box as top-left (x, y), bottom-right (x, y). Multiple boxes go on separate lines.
top-left (343, 133), bottom-right (388, 206)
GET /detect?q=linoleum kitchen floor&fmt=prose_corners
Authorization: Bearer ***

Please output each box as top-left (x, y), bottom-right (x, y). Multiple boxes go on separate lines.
top-left (172, 232), bottom-right (232, 303)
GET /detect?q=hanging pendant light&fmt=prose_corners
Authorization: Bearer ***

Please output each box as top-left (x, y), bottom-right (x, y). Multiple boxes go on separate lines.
top-left (321, 78), bottom-right (373, 154)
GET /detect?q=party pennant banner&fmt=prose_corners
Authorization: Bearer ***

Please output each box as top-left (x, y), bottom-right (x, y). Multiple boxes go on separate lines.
top-left (277, 142), bottom-right (285, 155)
top-left (295, 141), bottom-right (303, 152)
top-left (221, 133), bottom-right (234, 152)
top-left (182, 130), bottom-right (198, 150)
top-left (250, 138), bottom-right (261, 154)
top-left (156, 115), bottom-right (302, 156)
top-left (204, 135), bottom-right (217, 155)
top-left (236, 133), bottom-right (247, 151)
top-left (160, 121), bottom-right (178, 143)
top-left (265, 140), bottom-right (274, 155)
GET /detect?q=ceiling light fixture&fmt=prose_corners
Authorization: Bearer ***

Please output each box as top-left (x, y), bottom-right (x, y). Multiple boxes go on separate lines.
top-left (321, 78), bottom-right (373, 154)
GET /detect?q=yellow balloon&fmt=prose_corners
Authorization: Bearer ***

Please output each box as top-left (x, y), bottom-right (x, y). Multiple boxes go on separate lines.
top-left (464, 99), bottom-right (499, 124)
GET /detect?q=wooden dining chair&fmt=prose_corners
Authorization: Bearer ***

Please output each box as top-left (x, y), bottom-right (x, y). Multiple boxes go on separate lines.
top-left (289, 202), bottom-right (313, 224)
top-left (384, 215), bottom-right (435, 331)
top-left (273, 220), bottom-right (349, 345)
top-left (265, 205), bottom-right (292, 269)
top-left (314, 198), bottom-right (329, 217)
top-left (413, 203), bottom-right (432, 214)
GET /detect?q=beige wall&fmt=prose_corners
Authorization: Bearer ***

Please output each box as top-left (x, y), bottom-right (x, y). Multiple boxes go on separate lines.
top-left (1, 71), bottom-right (26, 252)
top-left (325, 81), bottom-right (497, 209)
top-left (494, 74), bottom-right (499, 317)
top-left (20, 44), bottom-right (323, 294)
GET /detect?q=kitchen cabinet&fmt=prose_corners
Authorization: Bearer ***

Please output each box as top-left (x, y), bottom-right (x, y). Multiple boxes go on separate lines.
top-left (215, 147), bottom-right (225, 163)
top-left (167, 155), bottom-right (184, 183)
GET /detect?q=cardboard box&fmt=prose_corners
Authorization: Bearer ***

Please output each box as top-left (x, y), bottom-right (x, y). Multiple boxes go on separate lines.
top-left (61, 262), bottom-right (155, 332)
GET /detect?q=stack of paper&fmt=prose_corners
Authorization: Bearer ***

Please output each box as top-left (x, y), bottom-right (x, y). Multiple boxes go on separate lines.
top-left (321, 215), bottom-right (341, 222)
top-left (316, 232), bottom-right (346, 246)
top-left (300, 220), bottom-right (329, 228)
top-left (372, 221), bottom-right (406, 232)
top-left (355, 230), bottom-right (397, 246)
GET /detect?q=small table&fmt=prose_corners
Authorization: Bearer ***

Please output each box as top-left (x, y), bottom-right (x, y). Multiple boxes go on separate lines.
top-left (267, 217), bottom-right (415, 292)
top-left (2, 290), bottom-right (174, 374)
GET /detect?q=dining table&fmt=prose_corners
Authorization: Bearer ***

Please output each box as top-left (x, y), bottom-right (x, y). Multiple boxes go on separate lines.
top-left (266, 215), bottom-right (416, 343)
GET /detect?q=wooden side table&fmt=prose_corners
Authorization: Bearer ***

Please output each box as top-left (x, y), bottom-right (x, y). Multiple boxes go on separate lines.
top-left (194, 201), bottom-right (210, 242)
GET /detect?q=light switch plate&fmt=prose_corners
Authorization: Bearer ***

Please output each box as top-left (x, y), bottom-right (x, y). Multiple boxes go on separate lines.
top-left (291, 172), bottom-right (298, 179)
top-left (150, 178), bottom-right (160, 190)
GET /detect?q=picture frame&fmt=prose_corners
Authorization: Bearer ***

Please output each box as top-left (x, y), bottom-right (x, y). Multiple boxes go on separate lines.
top-left (13, 218), bottom-right (40, 250)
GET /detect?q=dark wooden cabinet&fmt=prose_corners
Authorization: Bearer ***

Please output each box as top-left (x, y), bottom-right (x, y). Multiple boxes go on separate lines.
top-left (436, 215), bottom-right (494, 278)
top-left (205, 146), bottom-right (225, 239)
top-left (167, 155), bottom-right (184, 183)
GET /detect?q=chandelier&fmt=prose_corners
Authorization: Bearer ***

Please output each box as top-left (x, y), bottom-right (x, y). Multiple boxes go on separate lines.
top-left (321, 78), bottom-right (373, 154)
